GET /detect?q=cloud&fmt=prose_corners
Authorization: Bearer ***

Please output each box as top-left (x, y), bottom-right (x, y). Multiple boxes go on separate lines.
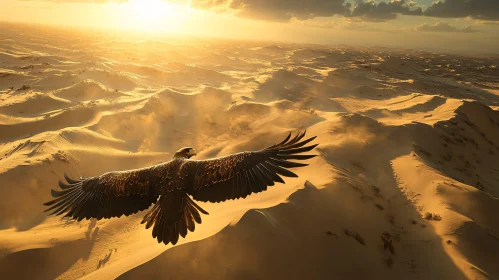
top-left (224, 0), bottom-right (349, 21)
top-left (424, 0), bottom-right (499, 21)
top-left (191, 0), bottom-right (422, 22)
top-left (192, 0), bottom-right (498, 23)
top-left (347, 0), bottom-right (422, 22)
top-left (17, 0), bottom-right (499, 23)
top-left (415, 22), bottom-right (478, 33)
top-left (476, 20), bottom-right (499, 25)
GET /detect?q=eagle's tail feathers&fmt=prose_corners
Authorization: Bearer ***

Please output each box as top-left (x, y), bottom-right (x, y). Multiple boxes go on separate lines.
top-left (141, 192), bottom-right (208, 245)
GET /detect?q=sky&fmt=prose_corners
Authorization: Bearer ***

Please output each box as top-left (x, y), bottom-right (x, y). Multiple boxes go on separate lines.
top-left (1, 0), bottom-right (499, 53)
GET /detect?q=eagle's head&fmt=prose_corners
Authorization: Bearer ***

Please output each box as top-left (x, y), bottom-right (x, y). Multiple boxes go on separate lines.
top-left (174, 147), bottom-right (197, 159)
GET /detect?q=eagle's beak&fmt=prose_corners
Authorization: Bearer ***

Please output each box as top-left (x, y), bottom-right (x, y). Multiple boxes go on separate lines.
top-left (189, 149), bottom-right (197, 157)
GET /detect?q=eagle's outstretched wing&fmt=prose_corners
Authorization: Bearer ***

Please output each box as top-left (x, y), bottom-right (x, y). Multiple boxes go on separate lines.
top-left (43, 166), bottom-right (165, 221)
top-left (44, 164), bottom-right (207, 246)
top-left (183, 130), bottom-right (318, 203)
top-left (43, 131), bottom-right (317, 246)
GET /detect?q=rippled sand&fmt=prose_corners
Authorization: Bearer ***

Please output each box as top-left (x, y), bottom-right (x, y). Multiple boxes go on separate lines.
top-left (0, 22), bottom-right (498, 279)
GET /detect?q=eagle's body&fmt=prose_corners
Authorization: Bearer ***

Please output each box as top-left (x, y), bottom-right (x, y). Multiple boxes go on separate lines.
top-left (44, 131), bottom-right (318, 245)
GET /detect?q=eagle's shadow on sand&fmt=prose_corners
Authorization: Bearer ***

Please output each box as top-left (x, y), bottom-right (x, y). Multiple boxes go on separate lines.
top-left (0, 238), bottom-right (95, 280)
top-left (0, 217), bottom-right (98, 279)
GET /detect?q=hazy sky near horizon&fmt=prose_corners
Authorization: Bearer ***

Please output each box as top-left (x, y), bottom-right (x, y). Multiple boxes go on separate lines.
top-left (1, 0), bottom-right (499, 53)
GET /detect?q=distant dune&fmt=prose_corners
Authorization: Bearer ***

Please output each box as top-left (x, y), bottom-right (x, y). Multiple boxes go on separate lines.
top-left (0, 23), bottom-right (498, 280)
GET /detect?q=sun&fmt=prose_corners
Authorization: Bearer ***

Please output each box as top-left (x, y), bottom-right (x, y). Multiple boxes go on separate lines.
top-left (126, 0), bottom-right (179, 31)
top-left (108, 0), bottom-right (194, 33)
top-left (131, 0), bottom-right (172, 21)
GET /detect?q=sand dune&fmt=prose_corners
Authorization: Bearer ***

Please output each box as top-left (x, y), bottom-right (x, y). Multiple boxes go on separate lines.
top-left (0, 22), bottom-right (498, 280)
top-left (55, 81), bottom-right (125, 102)
top-left (0, 92), bottom-right (70, 117)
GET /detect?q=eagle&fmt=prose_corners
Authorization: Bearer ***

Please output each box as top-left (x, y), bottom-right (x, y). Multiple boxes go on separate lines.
top-left (44, 131), bottom-right (318, 245)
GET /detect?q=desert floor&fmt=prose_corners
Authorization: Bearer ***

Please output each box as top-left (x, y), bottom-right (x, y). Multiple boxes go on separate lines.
top-left (0, 22), bottom-right (498, 280)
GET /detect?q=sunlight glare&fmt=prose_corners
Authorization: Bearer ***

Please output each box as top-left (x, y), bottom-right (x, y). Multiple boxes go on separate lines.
top-left (124, 0), bottom-right (187, 32)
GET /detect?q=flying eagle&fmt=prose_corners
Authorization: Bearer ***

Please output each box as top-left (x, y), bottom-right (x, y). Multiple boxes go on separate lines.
top-left (44, 131), bottom-right (318, 245)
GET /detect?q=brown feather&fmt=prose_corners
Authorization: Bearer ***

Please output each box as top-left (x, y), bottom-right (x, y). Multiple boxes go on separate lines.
top-left (185, 131), bottom-right (317, 203)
